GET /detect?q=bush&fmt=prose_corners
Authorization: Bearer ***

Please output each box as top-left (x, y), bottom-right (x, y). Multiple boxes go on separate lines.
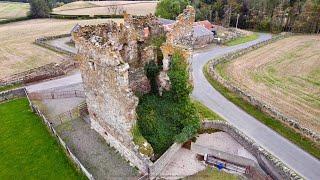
top-left (155, 0), bottom-right (189, 20)
top-left (29, 0), bottom-right (52, 18)
top-left (137, 52), bottom-right (200, 156)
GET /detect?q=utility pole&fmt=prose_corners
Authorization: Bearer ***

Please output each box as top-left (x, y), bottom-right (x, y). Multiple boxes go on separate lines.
top-left (236, 14), bottom-right (240, 29)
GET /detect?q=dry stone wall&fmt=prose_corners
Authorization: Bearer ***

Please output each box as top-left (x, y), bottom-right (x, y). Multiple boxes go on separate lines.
top-left (0, 88), bottom-right (26, 103)
top-left (202, 121), bottom-right (303, 180)
top-left (207, 33), bottom-right (320, 143)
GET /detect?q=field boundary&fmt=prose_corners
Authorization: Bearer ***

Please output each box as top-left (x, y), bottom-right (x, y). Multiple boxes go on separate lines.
top-left (35, 34), bottom-right (76, 56)
top-left (206, 33), bottom-right (320, 143)
top-left (24, 89), bottom-right (95, 180)
top-left (0, 59), bottom-right (78, 88)
top-left (201, 120), bottom-right (303, 180)
top-left (0, 89), bottom-right (94, 179)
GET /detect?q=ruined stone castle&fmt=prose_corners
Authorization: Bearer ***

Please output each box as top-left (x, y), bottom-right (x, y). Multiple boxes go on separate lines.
top-left (73, 6), bottom-right (195, 174)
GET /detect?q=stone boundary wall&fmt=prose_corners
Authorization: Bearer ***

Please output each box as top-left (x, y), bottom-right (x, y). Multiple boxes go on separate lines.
top-left (25, 90), bottom-right (95, 180)
top-left (0, 60), bottom-right (78, 87)
top-left (202, 121), bottom-right (303, 180)
top-left (35, 34), bottom-right (76, 56)
top-left (207, 34), bottom-right (320, 143)
top-left (0, 87), bottom-right (26, 103)
top-left (149, 143), bottom-right (182, 179)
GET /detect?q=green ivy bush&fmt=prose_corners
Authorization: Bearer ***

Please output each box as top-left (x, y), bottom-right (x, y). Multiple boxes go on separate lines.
top-left (137, 52), bottom-right (200, 157)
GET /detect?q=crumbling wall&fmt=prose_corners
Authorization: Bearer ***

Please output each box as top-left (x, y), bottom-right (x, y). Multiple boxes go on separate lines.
top-left (73, 7), bottom-right (197, 175)
top-left (158, 6), bottom-right (195, 95)
top-left (73, 15), bottom-right (165, 173)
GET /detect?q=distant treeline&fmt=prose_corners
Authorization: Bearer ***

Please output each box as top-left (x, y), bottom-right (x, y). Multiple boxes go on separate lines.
top-left (156, 0), bottom-right (320, 33)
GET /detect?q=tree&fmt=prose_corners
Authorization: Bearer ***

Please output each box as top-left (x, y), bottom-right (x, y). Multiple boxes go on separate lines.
top-left (155, 0), bottom-right (189, 20)
top-left (29, 0), bottom-right (52, 18)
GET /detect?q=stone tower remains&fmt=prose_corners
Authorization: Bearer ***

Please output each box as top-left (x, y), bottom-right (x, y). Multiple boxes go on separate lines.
top-left (73, 6), bottom-right (195, 174)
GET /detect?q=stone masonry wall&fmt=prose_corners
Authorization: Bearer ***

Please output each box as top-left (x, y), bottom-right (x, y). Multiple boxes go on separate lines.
top-left (0, 87), bottom-right (26, 103)
top-left (207, 33), bottom-right (320, 143)
top-left (73, 15), bottom-right (165, 173)
top-left (202, 121), bottom-right (303, 180)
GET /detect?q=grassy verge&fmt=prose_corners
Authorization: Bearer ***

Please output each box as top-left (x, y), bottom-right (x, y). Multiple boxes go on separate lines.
top-left (204, 63), bottom-right (320, 159)
top-left (0, 98), bottom-right (86, 179)
top-left (0, 83), bottom-right (22, 92)
top-left (193, 100), bottom-right (223, 121)
top-left (184, 167), bottom-right (238, 180)
top-left (225, 33), bottom-right (259, 46)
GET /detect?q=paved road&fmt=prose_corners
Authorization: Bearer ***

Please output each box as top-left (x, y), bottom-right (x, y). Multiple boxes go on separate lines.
top-left (191, 33), bottom-right (320, 179)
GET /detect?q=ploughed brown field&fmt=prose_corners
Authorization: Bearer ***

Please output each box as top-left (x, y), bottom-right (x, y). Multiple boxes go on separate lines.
top-left (218, 35), bottom-right (320, 133)
top-left (0, 18), bottom-right (122, 79)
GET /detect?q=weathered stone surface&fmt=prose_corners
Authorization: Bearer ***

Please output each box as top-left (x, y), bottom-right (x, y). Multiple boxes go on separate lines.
top-left (73, 7), bottom-right (197, 175)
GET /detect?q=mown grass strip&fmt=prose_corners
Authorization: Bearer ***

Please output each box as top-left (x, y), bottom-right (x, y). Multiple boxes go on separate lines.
top-left (192, 100), bottom-right (224, 121)
top-left (0, 83), bottom-right (22, 92)
top-left (225, 33), bottom-right (259, 46)
top-left (184, 167), bottom-right (238, 180)
top-left (203, 64), bottom-right (320, 159)
top-left (0, 98), bottom-right (86, 179)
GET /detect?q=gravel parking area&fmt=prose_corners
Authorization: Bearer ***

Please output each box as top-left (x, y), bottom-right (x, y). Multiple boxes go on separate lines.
top-left (56, 118), bottom-right (138, 180)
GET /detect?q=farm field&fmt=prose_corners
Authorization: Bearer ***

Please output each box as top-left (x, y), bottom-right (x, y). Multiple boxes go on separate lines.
top-left (53, 1), bottom-right (157, 16)
top-left (0, 98), bottom-right (85, 179)
top-left (0, 18), bottom-right (122, 79)
top-left (0, 2), bottom-right (29, 21)
top-left (217, 35), bottom-right (320, 134)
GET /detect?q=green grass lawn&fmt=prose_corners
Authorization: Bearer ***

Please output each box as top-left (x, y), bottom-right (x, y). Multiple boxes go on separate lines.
top-left (225, 33), bottom-right (259, 46)
top-left (193, 100), bottom-right (223, 121)
top-left (184, 167), bottom-right (238, 180)
top-left (204, 64), bottom-right (320, 159)
top-left (0, 98), bottom-right (85, 179)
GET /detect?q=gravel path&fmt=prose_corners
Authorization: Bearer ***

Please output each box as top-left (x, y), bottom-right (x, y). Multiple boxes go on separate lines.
top-left (46, 36), bottom-right (77, 54)
top-left (56, 118), bottom-right (138, 180)
top-left (159, 148), bottom-right (206, 179)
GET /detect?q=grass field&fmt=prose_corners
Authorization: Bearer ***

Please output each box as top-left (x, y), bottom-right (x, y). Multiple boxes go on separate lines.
top-left (0, 98), bottom-right (85, 179)
top-left (184, 167), bottom-right (238, 180)
top-left (0, 2), bottom-right (29, 21)
top-left (53, 1), bottom-right (157, 16)
top-left (0, 18), bottom-right (122, 79)
top-left (218, 35), bottom-right (320, 133)
top-left (225, 33), bottom-right (259, 46)
top-left (204, 41), bottom-right (320, 159)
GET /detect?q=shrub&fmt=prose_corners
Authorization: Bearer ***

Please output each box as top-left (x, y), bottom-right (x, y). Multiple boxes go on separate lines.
top-left (137, 52), bottom-right (200, 156)
top-left (29, 0), bottom-right (52, 18)
top-left (155, 0), bottom-right (189, 20)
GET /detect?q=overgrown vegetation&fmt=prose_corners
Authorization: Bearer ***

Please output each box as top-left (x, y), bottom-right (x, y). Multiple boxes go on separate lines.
top-left (204, 63), bottom-right (320, 159)
top-left (132, 125), bottom-right (154, 157)
top-left (155, 0), bottom-right (189, 20)
top-left (137, 53), bottom-right (200, 156)
top-left (29, 0), bottom-right (52, 18)
top-left (0, 98), bottom-right (85, 179)
top-left (156, 0), bottom-right (320, 33)
top-left (225, 33), bottom-right (259, 46)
